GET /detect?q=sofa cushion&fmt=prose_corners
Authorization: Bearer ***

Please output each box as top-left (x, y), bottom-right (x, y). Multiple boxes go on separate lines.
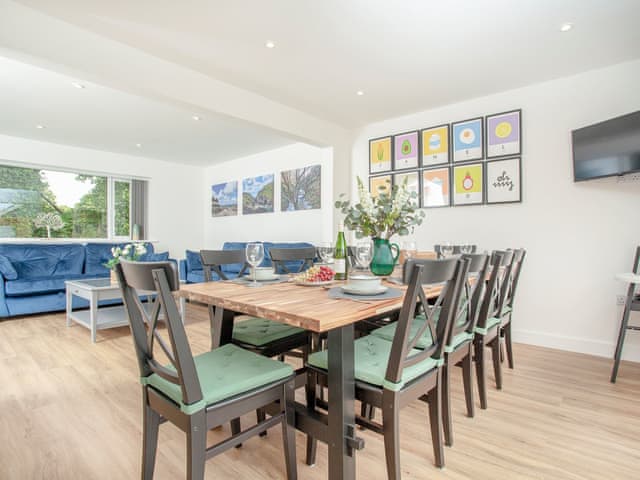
top-left (140, 251), bottom-right (170, 262)
top-left (0, 244), bottom-right (85, 279)
top-left (185, 250), bottom-right (203, 273)
top-left (0, 253), bottom-right (17, 280)
top-left (220, 242), bottom-right (247, 274)
top-left (85, 242), bottom-right (154, 275)
top-left (186, 270), bottom-right (205, 284)
top-left (4, 273), bottom-right (106, 297)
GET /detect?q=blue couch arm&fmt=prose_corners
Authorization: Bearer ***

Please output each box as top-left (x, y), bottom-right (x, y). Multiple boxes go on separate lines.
top-left (179, 259), bottom-right (188, 281)
top-left (0, 278), bottom-right (8, 317)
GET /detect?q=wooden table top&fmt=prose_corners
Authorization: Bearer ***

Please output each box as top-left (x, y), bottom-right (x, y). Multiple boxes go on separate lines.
top-left (177, 278), bottom-right (443, 333)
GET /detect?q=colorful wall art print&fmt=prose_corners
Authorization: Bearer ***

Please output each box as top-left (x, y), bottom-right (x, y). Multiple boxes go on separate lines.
top-left (281, 164), bottom-right (321, 211)
top-left (486, 157), bottom-right (521, 204)
top-left (453, 163), bottom-right (484, 206)
top-left (393, 171), bottom-right (420, 204)
top-left (393, 131), bottom-right (419, 170)
top-left (486, 110), bottom-right (521, 158)
top-left (369, 136), bottom-right (392, 173)
top-left (421, 124), bottom-right (449, 167)
top-left (369, 175), bottom-right (392, 199)
top-left (452, 117), bottom-right (483, 162)
top-left (422, 168), bottom-right (450, 208)
top-left (211, 181), bottom-right (238, 217)
top-left (242, 174), bottom-right (274, 214)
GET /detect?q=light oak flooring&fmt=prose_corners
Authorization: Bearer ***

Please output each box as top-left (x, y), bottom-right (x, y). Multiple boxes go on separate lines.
top-left (1, 303), bottom-right (639, 479)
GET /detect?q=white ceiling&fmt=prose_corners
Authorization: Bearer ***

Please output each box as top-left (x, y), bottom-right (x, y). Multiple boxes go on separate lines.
top-left (13, 0), bottom-right (640, 127)
top-left (0, 55), bottom-right (294, 165)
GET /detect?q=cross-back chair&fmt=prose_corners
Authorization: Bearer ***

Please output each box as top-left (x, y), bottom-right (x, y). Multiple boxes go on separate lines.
top-left (306, 257), bottom-right (469, 479)
top-left (269, 246), bottom-right (317, 274)
top-left (434, 244), bottom-right (477, 258)
top-left (116, 259), bottom-right (297, 480)
top-left (498, 248), bottom-right (526, 369)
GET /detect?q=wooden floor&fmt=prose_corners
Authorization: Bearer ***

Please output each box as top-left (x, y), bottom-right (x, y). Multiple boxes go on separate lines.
top-left (1, 304), bottom-right (639, 480)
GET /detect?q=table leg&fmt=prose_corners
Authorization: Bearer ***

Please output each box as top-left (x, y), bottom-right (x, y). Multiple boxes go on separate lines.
top-left (327, 324), bottom-right (357, 480)
top-left (179, 297), bottom-right (186, 324)
top-left (90, 292), bottom-right (98, 343)
top-left (65, 288), bottom-right (72, 327)
top-left (210, 306), bottom-right (235, 350)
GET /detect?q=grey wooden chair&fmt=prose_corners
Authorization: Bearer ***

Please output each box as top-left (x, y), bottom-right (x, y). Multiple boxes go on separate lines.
top-left (498, 248), bottom-right (527, 369)
top-left (434, 244), bottom-right (477, 259)
top-left (115, 259), bottom-right (297, 480)
top-left (306, 257), bottom-right (469, 479)
top-left (269, 246), bottom-right (317, 274)
top-left (611, 246), bottom-right (640, 382)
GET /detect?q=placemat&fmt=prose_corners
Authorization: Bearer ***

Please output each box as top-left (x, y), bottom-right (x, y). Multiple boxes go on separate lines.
top-left (231, 275), bottom-right (289, 285)
top-left (327, 286), bottom-right (403, 301)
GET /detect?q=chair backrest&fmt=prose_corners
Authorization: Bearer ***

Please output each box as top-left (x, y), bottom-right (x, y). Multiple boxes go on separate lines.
top-left (506, 249), bottom-right (526, 310)
top-left (476, 251), bottom-right (514, 330)
top-left (116, 259), bottom-right (203, 407)
top-left (434, 244), bottom-right (477, 259)
top-left (269, 247), bottom-right (317, 274)
top-left (200, 249), bottom-right (250, 281)
top-left (385, 257), bottom-right (469, 386)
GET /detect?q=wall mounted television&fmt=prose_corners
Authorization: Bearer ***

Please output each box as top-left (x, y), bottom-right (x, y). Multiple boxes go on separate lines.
top-left (572, 110), bottom-right (640, 182)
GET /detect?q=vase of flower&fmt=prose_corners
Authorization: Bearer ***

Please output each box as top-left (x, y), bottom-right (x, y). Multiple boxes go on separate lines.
top-left (110, 269), bottom-right (118, 285)
top-left (105, 243), bottom-right (148, 284)
top-left (370, 238), bottom-right (400, 276)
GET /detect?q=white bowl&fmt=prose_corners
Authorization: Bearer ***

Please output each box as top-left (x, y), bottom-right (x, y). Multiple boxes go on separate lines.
top-left (346, 275), bottom-right (381, 291)
top-left (252, 266), bottom-right (275, 280)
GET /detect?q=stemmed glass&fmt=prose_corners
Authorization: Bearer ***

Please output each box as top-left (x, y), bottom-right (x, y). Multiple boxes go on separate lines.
top-left (355, 239), bottom-right (373, 270)
top-left (245, 242), bottom-right (265, 288)
top-left (317, 242), bottom-right (334, 265)
top-left (402, 241), bottom-right (417, 263)
top-left (460, 242), bottom-right (474, 255)
top-left (440, 242), bottom-right (454, 259)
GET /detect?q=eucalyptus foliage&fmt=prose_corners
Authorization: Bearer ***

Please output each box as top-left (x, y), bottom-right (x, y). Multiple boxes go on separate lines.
top-left (335, 177), bottom-right (425, 240)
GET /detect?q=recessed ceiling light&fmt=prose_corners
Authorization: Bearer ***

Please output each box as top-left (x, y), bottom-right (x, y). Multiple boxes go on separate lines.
top-left (356, 90), bottom-right (364, 96)
top-left (192, 115), bottom-right (201, 121)
top-left (135, 143), bottom-right (142, 148)
top-left (36, 125), bottom-right (45, 129)
top-left (560, 23), bottom-right (573, 32)
top-left (71, 82), bottom-right (85, 89)
top-left (265, 40), bottom-right (276, 49)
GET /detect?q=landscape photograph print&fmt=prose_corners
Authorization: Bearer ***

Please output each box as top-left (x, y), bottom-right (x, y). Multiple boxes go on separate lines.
top-left (242, 174), bottom-right (274, 214)
top-left (211, 181), bottom-right (238, 217)
top-left (281, 165), bottom-right (321, 211)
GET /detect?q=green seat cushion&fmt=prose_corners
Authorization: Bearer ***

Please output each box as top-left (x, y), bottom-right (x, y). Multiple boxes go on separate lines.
top-left (501, 306), bottom-right (512, 316)
top-left (233, 317), bottom-right (306, 346)
top-left (370, 311), bottom-right (440, 349)
top-left (307, 335), bottom-right (441, 392)
top-left (444, 331), bottom-right (474, 353)
top-left (475, 316), bottom-right (501, 335)
top-left (144, 344), bottom-right (293, 414)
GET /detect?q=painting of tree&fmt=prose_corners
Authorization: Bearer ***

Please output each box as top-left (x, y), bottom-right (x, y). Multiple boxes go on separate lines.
top-left (280, 165), bottom-right (321, 211)
top-left (242, 174), bottom-right (274, 215)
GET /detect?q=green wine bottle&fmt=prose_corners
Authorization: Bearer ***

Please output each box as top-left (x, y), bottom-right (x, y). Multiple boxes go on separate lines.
top-left (334, 222), bottom-right (348, 280)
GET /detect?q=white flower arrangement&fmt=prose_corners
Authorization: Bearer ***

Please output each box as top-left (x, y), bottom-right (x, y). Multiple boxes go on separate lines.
top-left (105, 242), bottom-right (147, 269)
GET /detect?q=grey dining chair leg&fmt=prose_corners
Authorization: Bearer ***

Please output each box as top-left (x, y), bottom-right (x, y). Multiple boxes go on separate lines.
top-left (475, 340), bottom-right (488, 409)
top-left (461, 346), bottom-right (475, 418)
top-left (382, 391), bottom-right (401, 480)
top-left (257, 409), bottom-right (268, 437)
top-left (427, 369), bottom-right (445, 469)
top-left (186, 410), bottom-right (207, 480)
top-left (231, 418), bottom-right (242, 448)
top-left (504, 322), bottom-right (515, 369)
top-left (611, 302), bottom-right (632, 383)
top-left (441, 362), bottom-right (453, 447)
top-left (142, 390), bottom-right (160, 480)
top-left (491, 337), bottom-right (503, 390)
top-left (282, 381), bottom-right (298, 480)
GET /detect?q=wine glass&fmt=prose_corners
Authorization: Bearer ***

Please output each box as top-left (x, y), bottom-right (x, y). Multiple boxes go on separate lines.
top-left (317, 242), bottom-right (334, 265)
top-left (402, 241), bottom-right (417, 263)
top-left (245, 242), bottom-right (265, 287)
top-left (355, 239), bottom-right (373, 270)
top-left (460, 242), bottom-right (474, 255)
top-left (440, 242), bottom-right (454, 259)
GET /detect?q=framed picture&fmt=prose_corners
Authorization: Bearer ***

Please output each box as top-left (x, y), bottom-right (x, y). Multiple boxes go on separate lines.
top-left (369, 175), bottom-right (392, 199)
top-left (422, 167), bottom-right (451, 208)
top-left (393, 131), bottom-right (419, 170)
top-left (452, 117), bottom-right (483, 163)
top-left (486, 109), bottom-right (522, 158)
top-left (393, 171), bottom-right (421, 206)
top-left (486, 157), bottom-right (522, 204)
top-left (452, 163), bottom-right (484, 206)
top-left (421, 124), bottom-right (450, 167)
top-left (211, 181), bottom-right (238, 217)
top-left (369, 136), bottom-right (392, 174)
top-left (281, 165), bottom-right (321, 211)
top-left (242, 174), bottom-right (274, 215)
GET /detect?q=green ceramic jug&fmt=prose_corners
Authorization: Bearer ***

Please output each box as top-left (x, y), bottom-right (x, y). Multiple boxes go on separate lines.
top-left (370, 238), bottom-right (400, 276)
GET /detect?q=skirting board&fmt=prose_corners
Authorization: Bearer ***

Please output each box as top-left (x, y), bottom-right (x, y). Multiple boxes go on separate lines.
top-left (513, 329), bottom-right (640, 363)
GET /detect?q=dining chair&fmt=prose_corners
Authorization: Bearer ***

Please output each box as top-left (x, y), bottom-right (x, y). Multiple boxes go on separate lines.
top-left (269, 246), bottom-right (317, 274)
top-left (434, 244), bottom-right (477, 259)
top-left (306, 257), bottom-right (469, 479)
top-left (611, 246), bottom-right (640, 382)
top-left (115, 259), bottom-right (297, 480)
top-left (498, 248), bottom-right (526, 369)
top-left (473, 250), bottom-right (514, 409)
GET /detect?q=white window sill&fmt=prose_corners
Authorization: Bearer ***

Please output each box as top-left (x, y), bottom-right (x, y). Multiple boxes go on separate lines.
top-left (0, 238), bottom-right (157, 244)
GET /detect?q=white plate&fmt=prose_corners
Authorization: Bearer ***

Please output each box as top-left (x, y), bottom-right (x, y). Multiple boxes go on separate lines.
top-left (295, 280), bottom-right (334, 287)
top-left (243, 274), bottom-right (280, 282)
top-left (340, 285), bottom-right (388, 296)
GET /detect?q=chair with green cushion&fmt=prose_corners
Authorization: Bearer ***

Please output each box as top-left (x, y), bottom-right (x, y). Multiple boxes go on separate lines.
top-left (115, 259), bottom-right (297, 480)
top-left (474, 250), bottom-right (514, 409)
top-left (306, 257), bottom-right (469, 479)
top-left (498, 248), bottom-right (526, 369)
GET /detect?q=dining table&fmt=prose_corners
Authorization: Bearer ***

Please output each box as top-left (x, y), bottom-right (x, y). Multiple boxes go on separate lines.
top-left (177, 274), bottom-right (444, 480)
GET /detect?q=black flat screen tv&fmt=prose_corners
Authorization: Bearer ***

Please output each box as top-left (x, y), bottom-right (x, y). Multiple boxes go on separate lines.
top-left (572, 110), bottom-right (640, 182)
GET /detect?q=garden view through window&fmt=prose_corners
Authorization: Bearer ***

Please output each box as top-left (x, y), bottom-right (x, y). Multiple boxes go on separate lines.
top-left (0, 164), bottom-right (131, 239)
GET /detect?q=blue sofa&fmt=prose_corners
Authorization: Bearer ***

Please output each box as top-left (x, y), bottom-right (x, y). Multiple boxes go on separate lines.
top-left (0, 242), bottom-right (167, 318)
top-left (180, 242), bottom-right (316, 283)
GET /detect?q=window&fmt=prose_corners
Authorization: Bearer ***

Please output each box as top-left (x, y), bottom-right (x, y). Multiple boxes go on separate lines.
top-left (0, 164), bottom-right (137, 239)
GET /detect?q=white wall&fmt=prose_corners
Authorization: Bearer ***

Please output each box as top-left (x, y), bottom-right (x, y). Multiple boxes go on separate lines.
top-left (352, 60), bottom-right (640, 360)
top-left (202, 143), bottom-right (333, 249)
top-left (0, 134), bottom-right (204, 258)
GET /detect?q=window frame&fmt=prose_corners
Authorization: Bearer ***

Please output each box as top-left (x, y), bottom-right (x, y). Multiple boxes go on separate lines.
top-left (109, 177), bottom-right (132, 240)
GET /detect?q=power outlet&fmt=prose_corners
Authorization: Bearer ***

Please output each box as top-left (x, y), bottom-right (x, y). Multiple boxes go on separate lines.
top-left (616, 173), bottom-right (640, 183)
top-left (617, 294), bottom-right (627, 306)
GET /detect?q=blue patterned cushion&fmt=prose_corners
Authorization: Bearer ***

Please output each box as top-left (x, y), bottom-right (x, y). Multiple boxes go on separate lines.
top-left (0, 254), bottom-right (17, 280)
top-left (0, 244), bottom-right (85, 279)
top-left (185, 250), bottom-right (202, 272)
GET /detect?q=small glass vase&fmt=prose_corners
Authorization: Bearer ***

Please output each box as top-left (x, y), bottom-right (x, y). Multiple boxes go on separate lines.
top-left (110, 269), bottom-right (118, 285)
top-left (370, 238), bottom-right (400, 276)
